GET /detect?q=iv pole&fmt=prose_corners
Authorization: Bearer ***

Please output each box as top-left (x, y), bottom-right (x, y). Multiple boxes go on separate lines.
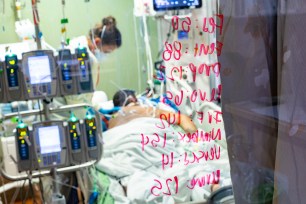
top-left (30, 1), bottom-right (64, 203)
top-left (31, 0), bottom-right (41, 50)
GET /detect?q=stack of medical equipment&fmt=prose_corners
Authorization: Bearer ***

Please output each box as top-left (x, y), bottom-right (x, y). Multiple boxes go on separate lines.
top-left (0, 47), bottom-right (102, 203)
top-left (0, 47), bottom-right (93, 103)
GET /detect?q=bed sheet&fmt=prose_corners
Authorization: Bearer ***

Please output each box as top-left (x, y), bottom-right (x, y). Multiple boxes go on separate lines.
top-left (96, 117), bottom-right (231, 204)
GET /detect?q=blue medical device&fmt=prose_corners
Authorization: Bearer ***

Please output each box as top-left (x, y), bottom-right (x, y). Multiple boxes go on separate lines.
top-left (67, 113), bottom-right (86, 164)
top-left (75, 47), bottom-right (94, 93)
top-left (15, 121), bottom-right (34, 172)
top-left (83, 113), bottom-right (102, 161)
top-left (4, 54), bottom-right (25, 102)
top-left (58, 49), bottom-right (78, 96)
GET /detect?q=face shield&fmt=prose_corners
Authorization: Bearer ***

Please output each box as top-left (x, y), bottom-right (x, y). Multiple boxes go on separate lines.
top-left (92, 25), bottom-right (109, 62)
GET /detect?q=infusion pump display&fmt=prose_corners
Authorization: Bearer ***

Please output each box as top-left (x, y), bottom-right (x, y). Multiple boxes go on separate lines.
top-left (22, 50), bottom-right (58, 100)
top-left (0, 49), bottom-right (94, 103)
top-left (32, 121), bottom-right (68, 169)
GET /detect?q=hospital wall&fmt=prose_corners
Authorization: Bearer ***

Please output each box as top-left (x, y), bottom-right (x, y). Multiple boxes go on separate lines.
top-left (0, 0), bottom-right (158, 98)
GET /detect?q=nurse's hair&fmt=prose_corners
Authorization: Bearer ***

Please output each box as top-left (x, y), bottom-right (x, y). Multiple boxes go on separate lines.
top-left (113, 89), bottom-right (137, 107)
top-left (89, 16), bottom-right (122, 47)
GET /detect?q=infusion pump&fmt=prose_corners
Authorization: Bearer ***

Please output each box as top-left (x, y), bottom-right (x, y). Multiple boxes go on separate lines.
top-left (0, 114), bottom-right (103, 176)
top-left (0, 47), bottom-right (94, 103)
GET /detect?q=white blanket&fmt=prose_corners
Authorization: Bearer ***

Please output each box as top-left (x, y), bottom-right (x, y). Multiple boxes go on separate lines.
top-left (96, 117), bottom-right (231, 204)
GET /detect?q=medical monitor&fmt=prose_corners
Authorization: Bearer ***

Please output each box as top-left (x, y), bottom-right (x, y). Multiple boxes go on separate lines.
top-left (28, 55), bottom-right (52, 84)
top-left (22, 50), bottom-right (59, 99)
top-left (32, 121), bottom-right (68, 169)
top-left (153, 0), bottom-right (202, 11)
top-left (38, 126), bottom-right (61, 154)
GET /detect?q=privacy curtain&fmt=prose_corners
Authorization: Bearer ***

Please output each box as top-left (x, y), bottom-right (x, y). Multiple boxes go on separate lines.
top-left (218, 0), bottom-right (306, 203)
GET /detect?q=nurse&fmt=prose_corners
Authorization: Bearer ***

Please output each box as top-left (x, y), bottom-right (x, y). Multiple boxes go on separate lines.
top-left (54, 16), bottom-right (122, 115)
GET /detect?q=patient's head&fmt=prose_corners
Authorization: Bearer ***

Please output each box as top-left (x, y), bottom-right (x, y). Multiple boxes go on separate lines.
top-left (113, 89), bottom-right (137, 107)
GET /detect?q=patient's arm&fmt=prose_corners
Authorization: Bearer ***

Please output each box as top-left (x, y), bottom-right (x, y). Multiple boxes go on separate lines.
top-left (109, 105), bottom-right (197, 133)
top-left (177, 113), bottom-right (198, 134)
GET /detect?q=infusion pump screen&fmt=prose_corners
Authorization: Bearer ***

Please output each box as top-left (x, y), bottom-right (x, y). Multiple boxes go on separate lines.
top-left (38, 126), bottom-right (61, 154)
top-left (28, 55), bottom-right (52, 84)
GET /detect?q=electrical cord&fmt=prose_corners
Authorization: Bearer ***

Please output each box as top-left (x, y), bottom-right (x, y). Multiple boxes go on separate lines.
top-left (39, 177), bottom-right (45, 203)
top-left (37, 99), bottom-right (43, 122)
top-left (156, 18), bottom-right (174, 60)
top-left (0, 166), bottom-right (8, 204)
top-left (1, 0), bottom-right (5, 31)
top-left (28, 178), bottom-right (39, 204)
top-left (10, 184), bottom-right (21, 204)
top-left (20, 178), bottom-right (26, 204)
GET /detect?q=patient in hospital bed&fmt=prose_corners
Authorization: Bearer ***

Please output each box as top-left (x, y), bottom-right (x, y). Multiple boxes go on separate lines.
top-left (94, 89), bottom-right (227, 204)
top-left (108, 89), bottom-right (197, 134)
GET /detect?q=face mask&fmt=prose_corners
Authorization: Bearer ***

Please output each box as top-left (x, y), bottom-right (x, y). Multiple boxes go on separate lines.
top-left (94, 48), bottom-right (108, 62)
top-left (93, 25), bottom-right (108, 62)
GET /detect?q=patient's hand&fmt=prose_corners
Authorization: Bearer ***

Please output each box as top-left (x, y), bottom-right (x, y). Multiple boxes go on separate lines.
top-left (154, 108), bottom-right (197, 134)
top-left (211, 184), bottom-right (221, 192)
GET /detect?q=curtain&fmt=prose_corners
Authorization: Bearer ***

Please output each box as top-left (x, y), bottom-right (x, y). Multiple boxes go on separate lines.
top-left (217, 0), bottom-right (306, 203)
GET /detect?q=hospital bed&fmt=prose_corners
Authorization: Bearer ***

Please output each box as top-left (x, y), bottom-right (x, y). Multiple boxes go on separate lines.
top-left (91, 93), bottom-right (232, 204)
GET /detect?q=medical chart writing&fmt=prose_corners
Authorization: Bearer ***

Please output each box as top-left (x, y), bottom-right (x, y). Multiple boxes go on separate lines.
top-left (140, 128), bottom-right (222, 151)
top-left (178, 128), bottom-right (222, 142)
top-left (151, 176), bottom-right (179, 196)
top-left (155, 110), bottom-right (181, 129)
top-left (163, 15), bottom-right (224, 62)
top-left (140, 132), bottom-right (167, 151)
top-left (163, 86), bottom-right (222, 106)
top-left (154, 62), bottom-right (221, 82)
top-left (187, 170), bottom-right (221, 189)
top-left (161, 144), bottom-right (221, 170)
top-left (163, 41), bottom-right (183, 61)
top-left (153, 110), bottom-right (222, 131)
top-left (195, 110), bottom-right (222, 124)
top-left (171, 15), bottom-right (224, 35)
top-left (150, 170), bottom-right (221, 196)
top-left (153, 109), bottom-right (222, 129)
top-left (162, 41), bottom-right (223, 61)
top-left (193, 41), bottom-right (223, 57)
top-left (189, 62), bottom-right (221, 79)
top-left (148, 13), bottom-right (225, 197)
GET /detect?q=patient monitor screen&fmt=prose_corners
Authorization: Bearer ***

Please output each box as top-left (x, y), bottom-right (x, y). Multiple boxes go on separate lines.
top-left (153, 0), bottom-right (202, 11)
top-left (38, 125), bottom-right (61, 154)
top-left (28, 55), bottom-right (52, 84)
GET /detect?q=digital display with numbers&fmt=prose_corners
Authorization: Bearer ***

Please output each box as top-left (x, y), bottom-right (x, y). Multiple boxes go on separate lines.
top-left (153, 0), bottom-right (202, 11)
top-left (38, 125), bottom-right (61, 154)
top-left (28, 55), bottom-right (52, 84)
